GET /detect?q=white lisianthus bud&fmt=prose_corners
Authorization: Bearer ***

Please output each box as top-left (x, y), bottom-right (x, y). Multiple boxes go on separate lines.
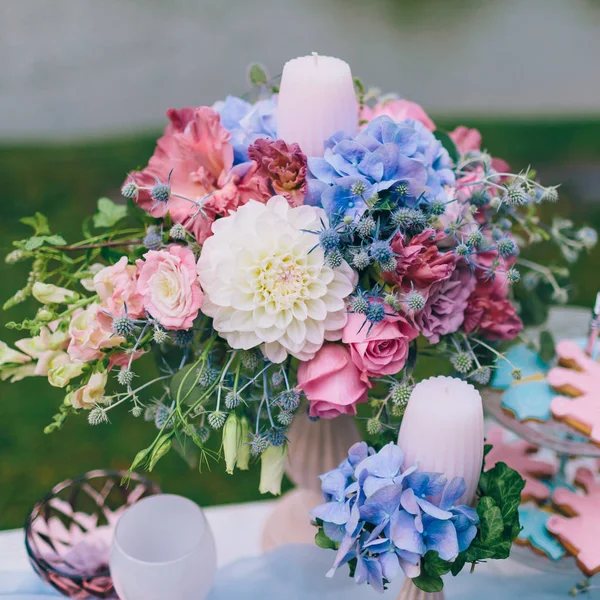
top-left (48, 362), bottom-right (85, 388)
top-left (223, 413), bottom-right (241, 475)
top-left (236, 416), bottom-right (251, 471)
top-left (32, 282), bottom-right (78, 305)
top-left (259, 444), bottom-right (288, 496)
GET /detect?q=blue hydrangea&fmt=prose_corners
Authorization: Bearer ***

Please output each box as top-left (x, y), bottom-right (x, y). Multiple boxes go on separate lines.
top-left (212, 95), bottom-right (277, 165)
top-left (306, 116), bottom-right (455, 221)
top-left (311, 441), bottom-right (478, 591)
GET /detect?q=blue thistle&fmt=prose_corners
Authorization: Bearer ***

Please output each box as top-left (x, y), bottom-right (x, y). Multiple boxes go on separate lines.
top-left (121, 181), bottom-right (138, 199)
top-left (144, 230), bottom-right (163, 251)
top-left (369, 240), bottom-right (394, 265)
top-left (497, 237), bottom-right (516, 256)
top-left (319, 228), bottom-right (341, 253)
top-left (172, 329), bottom-right (194, 347)
top-left (351, 293), bottom-right (370, 315)
top-left (112, 314), bottom-right (136, 338)
top-left (366, 301), bottom-right (385, 324)
top-left (352, 250), bottom-right (371, 270)
top-left (266, 427), bottom-right (287, 447)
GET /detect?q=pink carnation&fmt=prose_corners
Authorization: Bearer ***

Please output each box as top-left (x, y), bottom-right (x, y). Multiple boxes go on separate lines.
top-left (361, 99), bottom-right (436, 131)
top-left (385, 229), bottom-right (457, 294)
top-left (136, 245), bottom-right (203, 330)
top-left (412, 262), bottom-right (476, 343)
top-left (297, 344), bottom-right (368, 419)
top-left (123, 107), bottom-right (268, 244)
top-left (342, 314), bottom-right (418, 383)
top-left (463, 288), bottom-right (523, 342)
top-left (247, 139), bottom-right (307, 206)
top-left (67, 304), bottom-right (123, 363)
top-left (93, 256), bottom-right (144, 318)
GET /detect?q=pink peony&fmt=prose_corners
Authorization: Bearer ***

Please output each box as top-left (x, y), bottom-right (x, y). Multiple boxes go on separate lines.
top-left (361, 99), bottom-right (436, 131)
top-left (412, 262), bottom-right (476, 343)
top-left (94, 256), bottom-right (144, 318)
top-left (297, 344), bottom-right (369, 419)
top-left (342, 314), bottom-right (418, 383)
top-left (385, 229), bottom-right (457, 294)
top-left (123, 107), bottom-right (267, 244)
top-left (136, 245), bottom-right (203, 330)
top-left (247, 139), bottom-right (307, 206)
top-left (67, 304), bottom-right (123, 363)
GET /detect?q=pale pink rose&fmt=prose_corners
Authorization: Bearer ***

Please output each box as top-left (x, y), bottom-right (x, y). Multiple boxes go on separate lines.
top-left (361, 99), bottom-right (436, 131)
top-left (136, 245), bottom-right (203, 330)
top-left (297, 344), bottom-right (369, 419)
top-left (123, 107), bottom-right (271, 244)
top-left (70, 371), bottom-right (108, 410)
top-left (94, 256), bottom-right (144, 318)
top-left (342, 314), bottom-right (418, 383)
top-left (67, 304), bottom-right (123, 363)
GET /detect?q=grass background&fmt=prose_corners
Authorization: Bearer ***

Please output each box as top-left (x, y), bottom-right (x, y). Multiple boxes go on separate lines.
top-left (1, 119), bottom-right (600, 530)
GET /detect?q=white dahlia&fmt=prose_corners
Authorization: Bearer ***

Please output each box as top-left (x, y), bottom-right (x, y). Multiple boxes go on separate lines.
top-left (197, 196), bottom-right (356, 363)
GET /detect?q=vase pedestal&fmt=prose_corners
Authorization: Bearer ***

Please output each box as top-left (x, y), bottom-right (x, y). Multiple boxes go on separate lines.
top-left (397, 579), bottom-right (444, 600)
top-left (261, 408), bottom-right (361, 552)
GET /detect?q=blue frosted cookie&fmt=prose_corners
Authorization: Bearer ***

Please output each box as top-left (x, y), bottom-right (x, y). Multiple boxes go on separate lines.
top-left (492, 344), bottom-right (549, 390)
top-left (517, 506), bottom-right (566, 561)
top-left (502, 379), bottom-right (555, 422)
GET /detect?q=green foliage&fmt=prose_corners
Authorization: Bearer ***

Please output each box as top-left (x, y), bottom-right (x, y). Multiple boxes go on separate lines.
top-left (93, 197), bottom-right (128, 228)
top-left (433, 130), bottom-right (460, 164)
top-left (539, 330), bottom-right (556, 363)
top-left (20, 213), bottom-right (50, 235)
top-left (413, 551), bottom-right (453, 593)
top-left (315, 528), bottom-right (338, 551)
top-left (248, 63), bottom-right (269, 86)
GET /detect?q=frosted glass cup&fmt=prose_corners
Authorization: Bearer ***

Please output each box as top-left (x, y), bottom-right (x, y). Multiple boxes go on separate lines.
top-left (109, 494), bottom-right (216, 600)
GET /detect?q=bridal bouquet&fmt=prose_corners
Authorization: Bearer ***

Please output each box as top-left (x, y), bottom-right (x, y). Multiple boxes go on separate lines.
top-left (0, 59), bottom-right (594, 494)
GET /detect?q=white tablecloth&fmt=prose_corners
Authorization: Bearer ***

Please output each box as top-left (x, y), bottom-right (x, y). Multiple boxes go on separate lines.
top-left (0, 499), bottom-right (591, 599)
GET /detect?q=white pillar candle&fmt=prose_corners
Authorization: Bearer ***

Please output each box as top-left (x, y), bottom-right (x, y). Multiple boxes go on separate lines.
top-left (276, 53), bottom-right (358, 157)
top-left (398, 376), bottom-right (484, 505)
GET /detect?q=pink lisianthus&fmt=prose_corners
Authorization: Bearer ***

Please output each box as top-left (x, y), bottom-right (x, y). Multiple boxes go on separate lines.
top-left (93, 256), bottom-right (144, 318)
top-left (342, 314), bottom-right (418, 383)
top-left (247, 139), bottom-right (307, 206)
top-left (297, 344), bottom-right (368, 419)
top-left (67, 304), bottom-right (123, 363)
top-left (384, 229), bottom-right (457, 294)
top-left (361, 99), bottom-right (436, 131)
top-left (412, 262), bottom-right (476, 343)
top-left (136, 245), bottom-right (203, 330)
top-left (123, 107), bottom-right (267, 244)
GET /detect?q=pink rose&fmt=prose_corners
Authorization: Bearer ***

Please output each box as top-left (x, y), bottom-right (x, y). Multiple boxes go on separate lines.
top-left (136, 245), bottom-right (203, 330)
top-left (450, 126), bottom-right (510, 174)
top-left (297, 344), bottom-right (368, 419)
top-left (67, 304), bottom-right (123, 363)
top-left (463, 289), bottom-right (523, 342)
top-left (124, 107), bottom-right (266, 244)
top-left (342, 314), bottom-right (418, 382)
top-left (361, 99), bottom-right (436, 131)
top-left (94, 256), bottom-right (144, 318)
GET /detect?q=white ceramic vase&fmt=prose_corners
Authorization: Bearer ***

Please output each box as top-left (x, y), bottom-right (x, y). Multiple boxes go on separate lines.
top-left (397, 579), bottom-right (444, 600)
top-left (261, 408), bottom-right (361, 551)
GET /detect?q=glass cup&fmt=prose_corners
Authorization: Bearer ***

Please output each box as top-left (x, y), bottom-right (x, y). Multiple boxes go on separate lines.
top-left (109, 494), bottom-right (216, 600)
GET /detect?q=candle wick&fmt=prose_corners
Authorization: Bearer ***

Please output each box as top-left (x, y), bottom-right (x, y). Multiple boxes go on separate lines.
top-left (311, 51), bottom-right (319, 66)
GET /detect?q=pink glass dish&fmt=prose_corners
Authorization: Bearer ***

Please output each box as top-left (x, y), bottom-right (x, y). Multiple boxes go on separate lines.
top-left (25, 469), bottom-right (161, 599)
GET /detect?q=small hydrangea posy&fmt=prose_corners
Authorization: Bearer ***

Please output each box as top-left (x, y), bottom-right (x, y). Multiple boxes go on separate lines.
top-left (0, 62), bottom-right (594, 496)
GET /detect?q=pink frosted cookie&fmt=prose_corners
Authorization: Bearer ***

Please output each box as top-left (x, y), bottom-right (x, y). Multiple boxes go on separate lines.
top-left (548, 341), bottom-right (600, 445)
top-left (547, 467), bottom-right (600, 576)
top-left (484, 426), bottom-right (556, 503)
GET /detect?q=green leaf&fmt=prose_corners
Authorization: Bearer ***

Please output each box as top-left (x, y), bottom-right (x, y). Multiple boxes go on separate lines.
top-left (248, 63), bottom-right (269, 86)
top-left (93, 197), bottom-right (128, 228)
top-left (20, 213), bottom-right (50, 235)
top-left (478, 497), bottom-right (504, 545)
top-left (539, 330), bottom-right (556, 364)
top-left (170, 364), bottom-right (202, 405)
top-left (413, 551), bottom-right (452, 593)
top-left (479, 461), bottom-right (525, 524)
top-left (23, 237), bottom-right (45, 250)
top-left (433, 130), bottom-right (460, 165)
top-left (314, 528), bottom-right (338, 551)
top-left (44, 235), bottom-right (67, 246)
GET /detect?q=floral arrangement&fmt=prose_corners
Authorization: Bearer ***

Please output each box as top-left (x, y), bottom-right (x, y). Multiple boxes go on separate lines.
top-left (312, 441), bottom-right (524, 593)
top-left (0, 61), bottom-right (595, 497)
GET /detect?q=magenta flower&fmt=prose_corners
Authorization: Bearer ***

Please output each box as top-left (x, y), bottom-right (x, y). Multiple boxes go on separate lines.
top-left (247, 138), bottom-right (307, 206)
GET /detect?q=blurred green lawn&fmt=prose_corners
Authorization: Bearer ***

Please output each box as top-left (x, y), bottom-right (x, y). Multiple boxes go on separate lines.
top-left (1, 120), bottom-right (600, 529)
